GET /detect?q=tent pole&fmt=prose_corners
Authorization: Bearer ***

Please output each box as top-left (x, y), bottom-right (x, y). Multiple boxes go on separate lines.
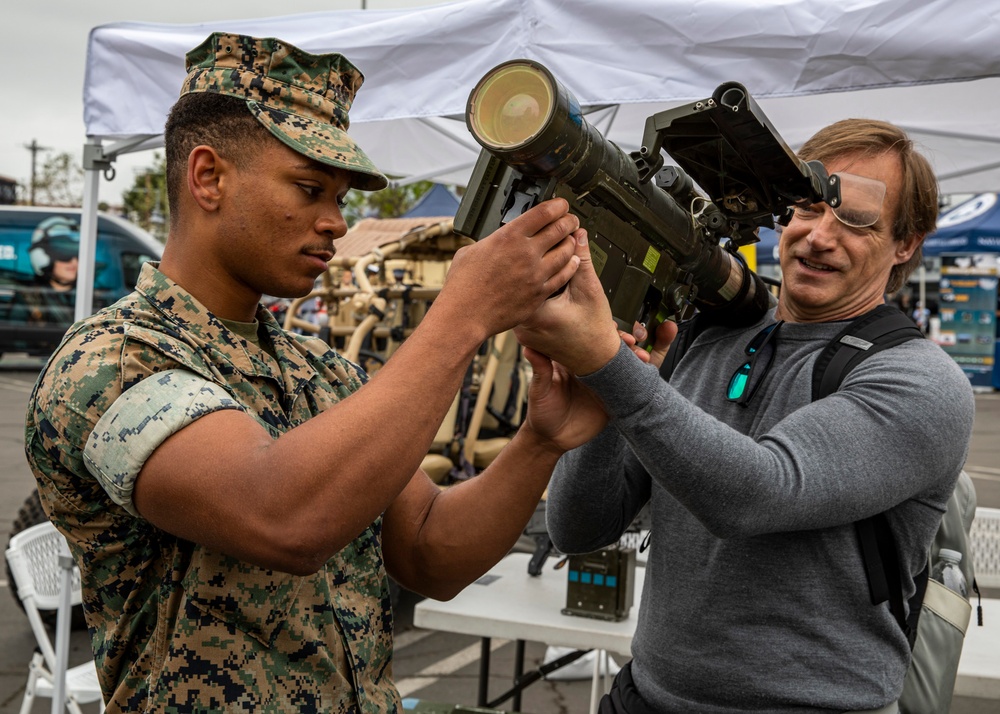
top-left (414, 116), bottom-right (480, 151)
top-left (919, 264), bottom-right (927, 332)
top-left (897, 126), bottom-right (1000, 145)
top-left (77, 139), bottom-right (109, 322)
top-left (390, 161), bottom-right (476, 187)
top-left (937, 160), bottom-right (1000, 182)
top-left (76, 134), bottom-right (158, 322)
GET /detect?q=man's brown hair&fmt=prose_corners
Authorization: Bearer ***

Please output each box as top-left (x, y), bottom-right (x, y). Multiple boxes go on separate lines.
top-left (798, 119), bottom-right (938, 294)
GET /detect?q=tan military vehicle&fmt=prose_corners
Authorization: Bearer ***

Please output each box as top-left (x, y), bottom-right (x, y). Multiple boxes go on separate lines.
top-left (282, 216), bottom-right (531, 485)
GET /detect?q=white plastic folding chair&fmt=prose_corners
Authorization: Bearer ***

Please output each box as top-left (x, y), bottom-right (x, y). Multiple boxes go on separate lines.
top-left (971, 506), bottom-right (1000, 589)
top-left (5, 520), bottom-right (103, 714)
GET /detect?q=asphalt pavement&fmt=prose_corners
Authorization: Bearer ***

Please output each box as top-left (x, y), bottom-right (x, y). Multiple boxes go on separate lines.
top-left (1, 353), bottom-right (998, 713)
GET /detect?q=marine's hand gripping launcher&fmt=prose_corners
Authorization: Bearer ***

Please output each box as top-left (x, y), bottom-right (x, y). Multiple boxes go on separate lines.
top-left (454, 60), bottom-right (841, 334)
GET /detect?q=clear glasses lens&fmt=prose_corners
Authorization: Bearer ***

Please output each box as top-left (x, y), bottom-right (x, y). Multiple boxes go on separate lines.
top-left (831, 172), bottom-right (886, 229)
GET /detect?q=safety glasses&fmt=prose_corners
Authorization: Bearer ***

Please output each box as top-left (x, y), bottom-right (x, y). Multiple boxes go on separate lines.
top-left (790, 172), bottom-right (887, 229)
top-left (727, 321), bottom-right (784, 405)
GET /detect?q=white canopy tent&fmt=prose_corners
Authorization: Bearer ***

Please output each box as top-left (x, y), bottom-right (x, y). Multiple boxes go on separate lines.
top-left (77, 0), bottom-right (1000, 318)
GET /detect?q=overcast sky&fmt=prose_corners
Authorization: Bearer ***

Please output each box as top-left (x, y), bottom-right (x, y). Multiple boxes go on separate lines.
top-left (3, 0), bottom-right (449, 206)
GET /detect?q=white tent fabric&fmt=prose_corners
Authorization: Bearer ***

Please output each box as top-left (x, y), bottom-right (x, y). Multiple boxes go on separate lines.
top-left (77, 0), bottom-right (1000, 317)
top-left (85, 0), bottom-right (1000, 192)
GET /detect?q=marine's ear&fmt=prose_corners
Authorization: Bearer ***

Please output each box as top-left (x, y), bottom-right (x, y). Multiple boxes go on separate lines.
top-left (187, 145), bottom-right (229, 213)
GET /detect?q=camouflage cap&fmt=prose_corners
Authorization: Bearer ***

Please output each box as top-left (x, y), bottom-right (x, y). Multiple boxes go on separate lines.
top-left (181, 32), bottom-right (388, 191)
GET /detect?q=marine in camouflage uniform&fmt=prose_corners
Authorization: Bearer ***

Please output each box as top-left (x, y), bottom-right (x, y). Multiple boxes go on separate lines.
top-left (24, 33), bottom-right (397, 712)
top-left (26, 263), bottom-right (397, 712)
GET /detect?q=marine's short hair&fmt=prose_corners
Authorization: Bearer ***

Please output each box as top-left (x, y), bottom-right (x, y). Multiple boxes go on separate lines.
top-left (163, 92), bottom-right (272, 223)
top-left (797, 119), bottom-right (938, 294)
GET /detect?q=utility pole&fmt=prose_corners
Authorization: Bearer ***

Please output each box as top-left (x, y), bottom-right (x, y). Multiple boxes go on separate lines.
top-left (24, 139), bottom-right (50, 206)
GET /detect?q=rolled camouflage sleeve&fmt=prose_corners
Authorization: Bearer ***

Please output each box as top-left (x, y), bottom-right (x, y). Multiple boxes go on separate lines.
top-left (83, 369), bottom-right (243, 517)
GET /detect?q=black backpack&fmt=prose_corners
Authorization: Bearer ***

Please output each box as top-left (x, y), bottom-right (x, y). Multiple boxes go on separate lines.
top-left (660, 304), bottom-right (981, 713)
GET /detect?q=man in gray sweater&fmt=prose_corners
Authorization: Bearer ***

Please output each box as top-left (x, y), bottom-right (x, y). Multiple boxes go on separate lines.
top-left (515, 119), bottom-right (975, 713)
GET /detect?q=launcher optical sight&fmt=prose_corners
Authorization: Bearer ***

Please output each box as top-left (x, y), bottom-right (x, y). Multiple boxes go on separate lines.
top-left (455, 59), bottom-right (840, 334)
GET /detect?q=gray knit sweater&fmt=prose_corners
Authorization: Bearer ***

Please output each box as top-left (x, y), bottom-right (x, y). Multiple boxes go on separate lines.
top-left (547, 311), bottom-right (975, 713)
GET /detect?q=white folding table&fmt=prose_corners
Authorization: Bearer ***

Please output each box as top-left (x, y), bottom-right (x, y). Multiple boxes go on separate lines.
top-left (414, 552), bottom-right (641, 712)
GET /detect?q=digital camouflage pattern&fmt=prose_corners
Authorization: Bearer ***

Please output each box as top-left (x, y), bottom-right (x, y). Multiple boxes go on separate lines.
top-left (24, 262), bottom-right (401, 713)
top-left (85, 371), bottom-right (243, 517)
top-left (182, 32), bottom-right (388, 191)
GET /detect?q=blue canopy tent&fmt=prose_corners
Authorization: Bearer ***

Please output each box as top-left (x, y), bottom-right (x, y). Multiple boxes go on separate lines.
top-left (403, 184), bottom-right (460, 219)
top-left (921, 193), bottom-right (1000, 389)
top-left (924, 194), bottom-right (1000, 256)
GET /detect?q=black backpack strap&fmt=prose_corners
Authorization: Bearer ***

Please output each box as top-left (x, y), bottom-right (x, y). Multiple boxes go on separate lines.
top-left (809, 304), bottom-right (924, 643)
top-left (907, 563), bottom-right (929, 646)
top-left (857, 513), bottom-right (919, 644)
top-left (855, 516), bottom-right (892, 607)
top-left (812, 304), bottom-right (923, 401)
